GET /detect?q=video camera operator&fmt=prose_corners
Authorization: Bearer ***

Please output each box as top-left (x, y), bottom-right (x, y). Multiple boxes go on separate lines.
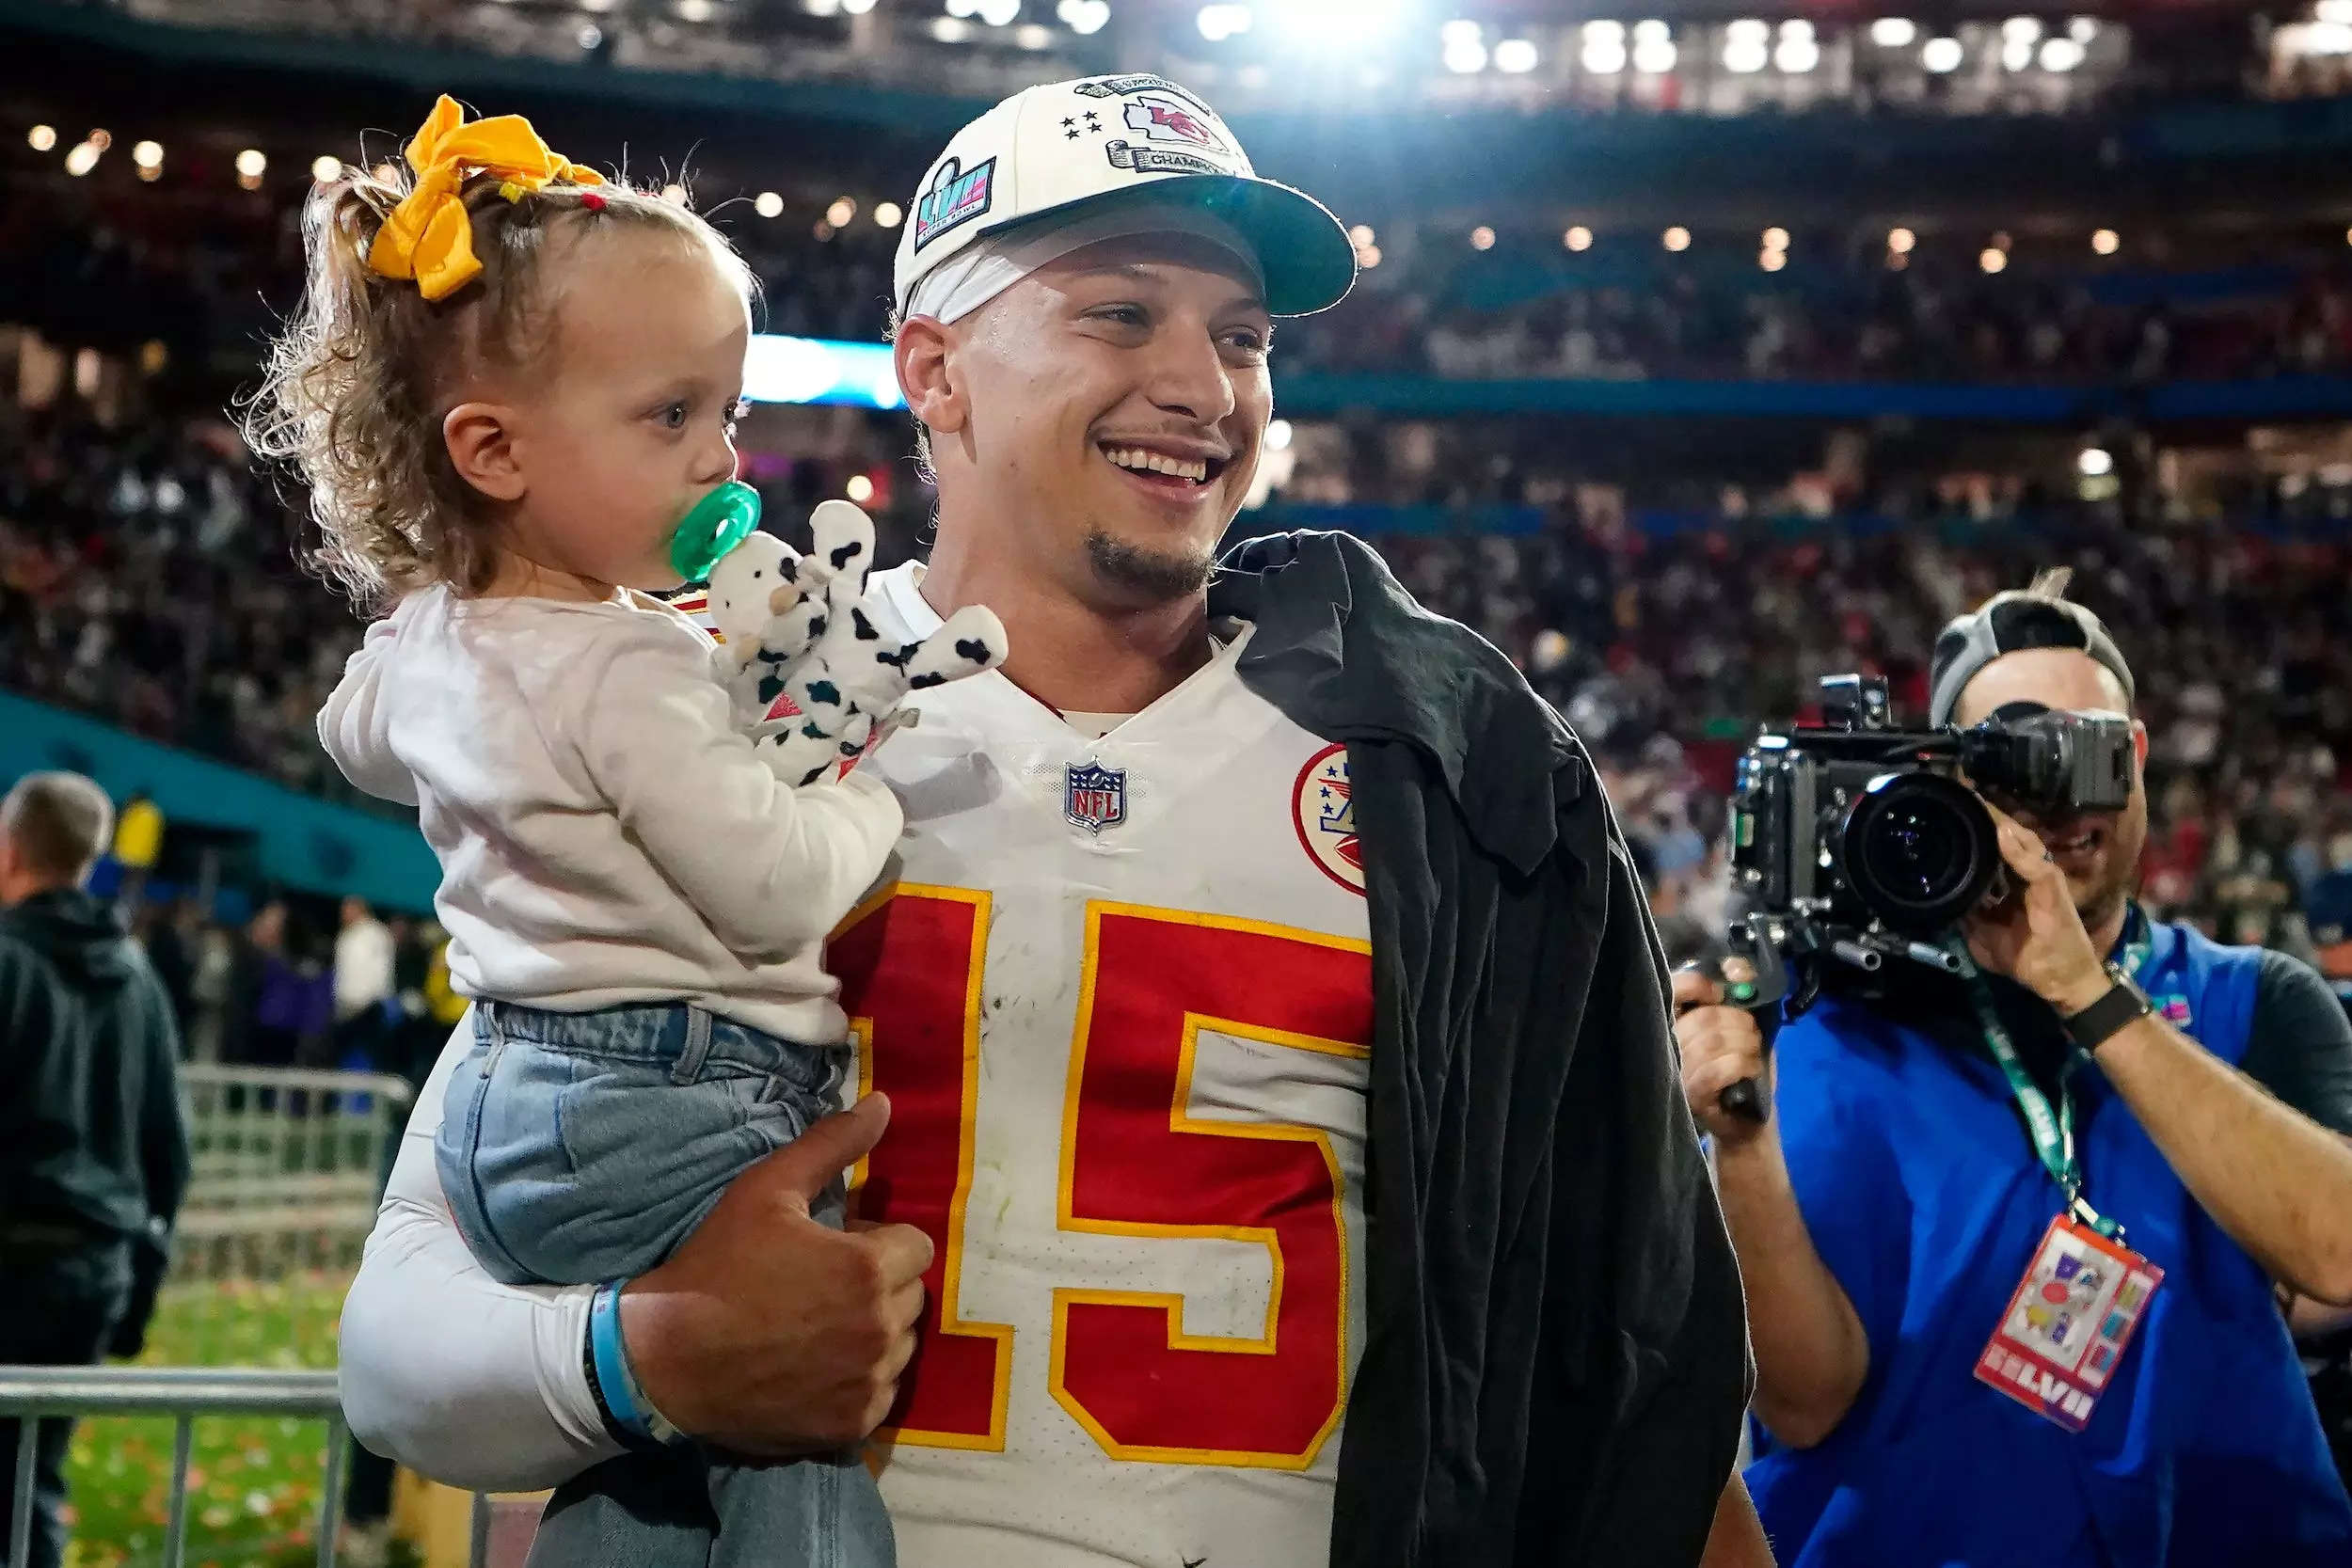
top-left (1679, 570), bottom-right (2352, 1566)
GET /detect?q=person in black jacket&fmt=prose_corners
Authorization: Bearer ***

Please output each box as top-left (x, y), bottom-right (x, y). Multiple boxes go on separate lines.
top-left (0, 771), bottom-right (192, 1568)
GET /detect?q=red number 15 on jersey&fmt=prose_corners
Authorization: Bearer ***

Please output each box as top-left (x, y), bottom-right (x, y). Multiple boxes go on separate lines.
top-left (830, 885), bottom-right (1375, 1470)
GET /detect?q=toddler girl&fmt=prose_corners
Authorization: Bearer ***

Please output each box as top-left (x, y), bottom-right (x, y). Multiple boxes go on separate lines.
top-left (246, 96), bottom-right (962, 1568)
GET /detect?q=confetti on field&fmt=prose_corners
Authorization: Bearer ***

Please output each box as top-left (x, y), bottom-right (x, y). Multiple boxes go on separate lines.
top-left (61, 1272), bottom-right (350, 1567)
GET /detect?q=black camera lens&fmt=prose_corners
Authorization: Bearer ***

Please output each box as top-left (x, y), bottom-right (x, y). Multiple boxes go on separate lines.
top-left (1839, 772), bottom-right (1998, 933)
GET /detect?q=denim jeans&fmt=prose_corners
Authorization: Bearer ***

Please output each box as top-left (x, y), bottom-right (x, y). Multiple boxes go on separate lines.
top-left (437, 1000), bottom-right (893, 1568)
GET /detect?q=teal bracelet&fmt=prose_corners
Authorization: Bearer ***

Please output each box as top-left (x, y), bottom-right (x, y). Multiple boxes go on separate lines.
top-left (587, 1282), bottom-right (651, 1440)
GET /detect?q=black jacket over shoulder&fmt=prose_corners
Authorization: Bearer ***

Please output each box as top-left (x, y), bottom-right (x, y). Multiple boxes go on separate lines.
top-left (0, 888), bottom-right (191, 1244)
top-left (1212, 531), bottom-right (1753, 1568)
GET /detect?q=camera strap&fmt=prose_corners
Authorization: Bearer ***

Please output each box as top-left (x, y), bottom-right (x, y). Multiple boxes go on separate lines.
top-left (1946, 931), bottom-right (2153, 1245)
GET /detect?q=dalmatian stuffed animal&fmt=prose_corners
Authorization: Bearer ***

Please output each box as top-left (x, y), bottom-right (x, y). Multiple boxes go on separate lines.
top-left (738, 500), bottom-right (1009, 788)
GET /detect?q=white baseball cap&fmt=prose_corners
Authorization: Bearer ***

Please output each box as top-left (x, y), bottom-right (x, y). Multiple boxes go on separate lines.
top-left (892, 73), bottom-right (1357, 320)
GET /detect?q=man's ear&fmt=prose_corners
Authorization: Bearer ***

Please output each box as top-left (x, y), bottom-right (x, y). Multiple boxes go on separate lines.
top-left (442, 402), bottom-right (527, 503)
top-left (2132, 719), bottom-right (2150, 768)
top-left (894, 316), bottom-right (967, 441)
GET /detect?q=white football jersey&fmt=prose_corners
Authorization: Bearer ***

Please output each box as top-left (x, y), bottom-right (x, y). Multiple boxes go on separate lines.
top-left (834, 562), bottom-right (1375, 1568)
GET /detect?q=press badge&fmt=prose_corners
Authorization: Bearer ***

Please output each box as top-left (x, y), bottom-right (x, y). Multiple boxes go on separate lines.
top-left (1975, 1213), bottom-right (2164, 1433)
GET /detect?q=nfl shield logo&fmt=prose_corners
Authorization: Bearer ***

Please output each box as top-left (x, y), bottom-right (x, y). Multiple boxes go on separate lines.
top-left (1064, 761), bottom-right (1127, 834)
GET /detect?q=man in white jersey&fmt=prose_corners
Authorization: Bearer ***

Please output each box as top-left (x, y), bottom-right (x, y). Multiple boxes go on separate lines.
top-left (340, 75), bottom-right (1767, 1566)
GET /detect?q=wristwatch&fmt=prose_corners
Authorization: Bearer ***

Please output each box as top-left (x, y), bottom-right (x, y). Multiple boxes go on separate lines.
top-left (2060, 962), bottom-right (2154, 1053)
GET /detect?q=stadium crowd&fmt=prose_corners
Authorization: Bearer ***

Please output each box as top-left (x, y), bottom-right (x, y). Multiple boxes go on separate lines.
top-left (19, 199), bottom-right (2352, 389)
top-left (7, 403), bottom-right (2351, 981)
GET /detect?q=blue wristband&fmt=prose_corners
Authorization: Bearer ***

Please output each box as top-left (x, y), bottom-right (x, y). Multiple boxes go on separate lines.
top-left (589, 1282), bottom-right (681, 1445)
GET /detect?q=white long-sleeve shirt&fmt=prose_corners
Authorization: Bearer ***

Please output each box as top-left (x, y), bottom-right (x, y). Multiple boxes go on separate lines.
top-left (333, 915), bottom-right (397, 1022)
top-left (317, 584), bottom-right (902, 1042)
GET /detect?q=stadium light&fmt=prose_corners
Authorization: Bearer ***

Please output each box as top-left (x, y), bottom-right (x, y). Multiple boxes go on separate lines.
top-left (1760, 248), bottom-right (1786, 272)
top-left (1470, 225), bottom-right (1496, 250)
top-left (2040, 37), bottom-right (2085, 70)
top-left (1724, 19), bottom-right (1769, 72)
top-left (1015, 23), bottom-right (1052, 46)
top-left (1358, 244), bottom-right (1382, 267)
top-left (677, 0), bottom-right (713, 21)
top-left (755, 190), bottom-right (785, 217)
top-left (1979, 246), bottom-right (2007, 274)
top-left (843, 0), bottom-right (877, 11)
top-left (2068, 16), bottom-right (2098, 41)
top-left (27, 124), bottom-right (56, 151)
top-left (577, 23), bottom-right (604, 48)
top-left (2091, 228), bottom-right (2119, 254)
top-left (931, 15), bottom-right (971, 38)
top-left (1274, 0), bottom-right (1397, 44)
top-left (947, 0), bottom-right (977, 13)
top-left (1921, 36), bottom-right (1963, 71)
top-left (2001, 17), bottom-right (2042, 43)
top-left (1631, 23), bottom-right (1676, 73)
top-left (1439, 18), bottom-right (1478, 42)
top-left (64, 141), bottom-right (101, 177)
top-left (1496, 38), bottom-right (1539, 71)
top-left (1763, 226), bottom-right (1789, 250)
top-left (827, 197), bottom-right (857, 226)
top-left (1056, 0), bottom-right (1108, 32)
top-left (133, 140), bottom-right (164, 169)
top-left (2078, 448), bottom-right (2113, 478)
top-left (1581, 20), bottom-right (1627, 73)
top-left (1869, 18), bottom-right (1916, 48)
top-left (1663, 225), bottom-right (1691, 252)
top-left (1196, 3), bottom-right (1249, 40)
top-left (1775, 33), bottom-right (1820, 71)
top-left (1443, 36), bottom-right (1488, 71)
top-left (1888, 226), bottom-right (1916, 253)
top-left (804, 0), bottom-right (842, 13)
top-left (875, 201), bottom-right (903, 228)
top-left (2000, 37), bottom-right (2033, 70)
top-left (311, 155), bottom-right (342, 182)
top-left (1349, 223), bottom-right (1375, 245)
top-left (234, 148), bottom-right (267, 178)
top-left (977, 0), bottom-right (1020, 24)
top-left (2321, 0), bottom-right (2352, 22)
top-left (846, 474), bottom-right (876, 503)
top-left (1267, 419), bottom-right (1295, 451)
top-left (1565, 225), bottom-right (1593, 251)
top-left (660, 182), bottom-right (690, 205)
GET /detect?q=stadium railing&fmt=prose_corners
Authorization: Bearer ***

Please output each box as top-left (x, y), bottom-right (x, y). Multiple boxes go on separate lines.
top-left (0, 1366), bottom-right (496, 1568)
top-left (176, 1065), bottom-right (414, 1282)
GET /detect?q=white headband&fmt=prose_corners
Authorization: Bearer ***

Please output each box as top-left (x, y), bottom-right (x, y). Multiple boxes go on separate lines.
top-left (900, 200), bottom-right (1266, 325)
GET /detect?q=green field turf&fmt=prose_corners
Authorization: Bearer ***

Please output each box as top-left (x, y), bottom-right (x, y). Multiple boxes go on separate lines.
top-left (56, 1274), bottom-right (348, 1568)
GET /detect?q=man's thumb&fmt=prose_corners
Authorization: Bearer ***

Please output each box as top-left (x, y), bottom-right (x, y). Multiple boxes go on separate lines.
top-left (755, 1092), bottom-right (892, 1207)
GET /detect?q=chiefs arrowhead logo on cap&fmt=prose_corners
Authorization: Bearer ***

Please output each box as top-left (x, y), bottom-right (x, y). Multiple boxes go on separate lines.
top-left (1122, 93), bottom-right (1229, 155)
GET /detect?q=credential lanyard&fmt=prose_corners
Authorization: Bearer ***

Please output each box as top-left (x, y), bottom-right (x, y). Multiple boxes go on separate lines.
top-left (1947, 929), bottom-right (2153, 1244)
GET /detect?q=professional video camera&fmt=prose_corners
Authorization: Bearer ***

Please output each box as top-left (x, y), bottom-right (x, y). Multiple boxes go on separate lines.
top-left (1729, 673), bottom-right (2136, 982)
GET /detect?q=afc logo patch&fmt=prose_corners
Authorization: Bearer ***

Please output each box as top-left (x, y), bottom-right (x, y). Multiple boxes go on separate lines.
top-left (1065, 760), bottom-right (1128, 834)
top-left (1292, 743), bottom-right (1364, 895)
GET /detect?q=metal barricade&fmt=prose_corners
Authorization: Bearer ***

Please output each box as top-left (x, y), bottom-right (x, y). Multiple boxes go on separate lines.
top-left (176, 1067), bottom-right (415, 1281)
top-left (0, 1367), bottom-right (492, 1568)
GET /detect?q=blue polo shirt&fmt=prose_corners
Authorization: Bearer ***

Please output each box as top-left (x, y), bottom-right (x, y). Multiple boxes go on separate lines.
top-left (1747, 911), bottom-right (2352, 1566)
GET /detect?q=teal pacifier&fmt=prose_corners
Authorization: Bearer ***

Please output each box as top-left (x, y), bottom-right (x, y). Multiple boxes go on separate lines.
top-left (668, 481), bottom-right (763, 582)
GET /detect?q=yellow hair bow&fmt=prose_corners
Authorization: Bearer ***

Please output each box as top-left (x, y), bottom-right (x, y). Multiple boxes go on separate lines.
top-left (366, 95), bottom-right (605, 302)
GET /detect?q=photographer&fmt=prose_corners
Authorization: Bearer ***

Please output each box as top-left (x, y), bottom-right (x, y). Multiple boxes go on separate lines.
top-left (1681, 574), bottom-right (2352, 1565)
